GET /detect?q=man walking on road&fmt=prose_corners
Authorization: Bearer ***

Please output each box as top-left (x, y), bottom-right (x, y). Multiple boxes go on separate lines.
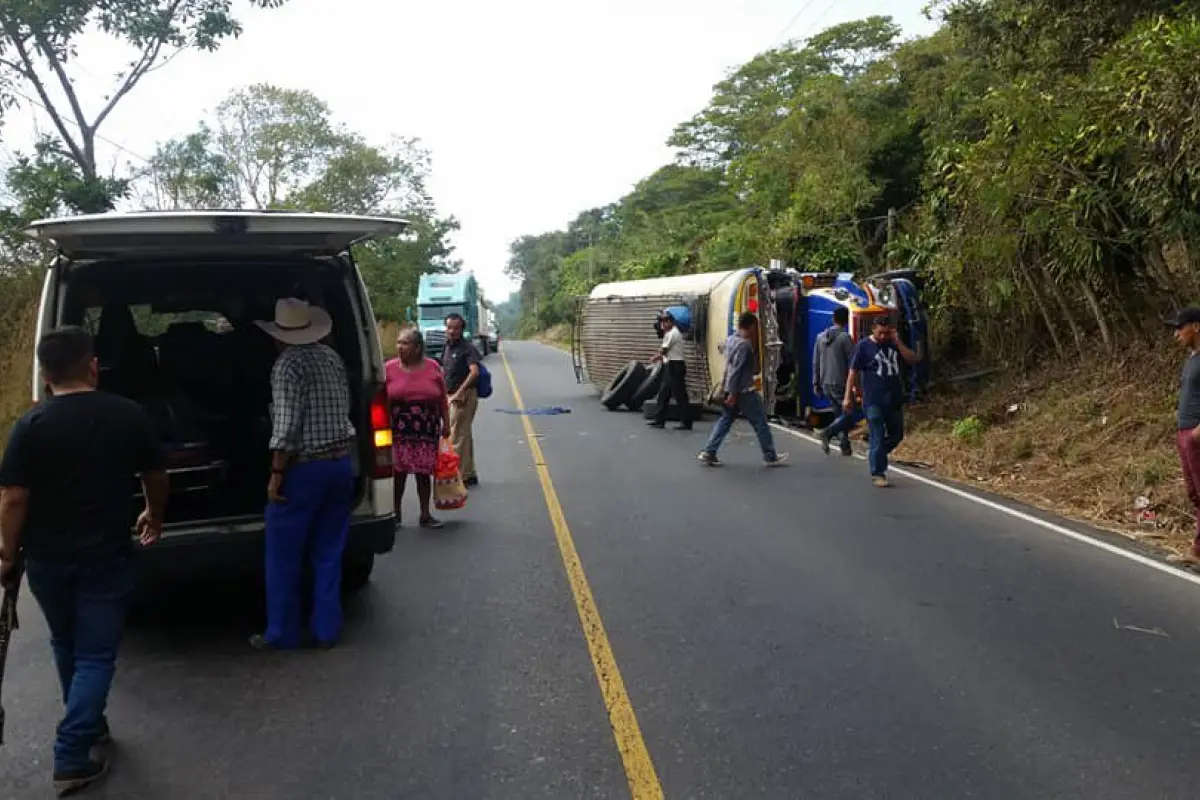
top-left (698, 312), bottom-right (788, 467)
top-left (1169, 307), bottom-right (1200, 562)
top-left (647, 310), bottom-right (692, 430)
top-left (0, 326), bottom-right (167, 795)
top-left (814, 306), bottom-right (859, 456)
top-left (253, 298), bottom-right (357, 652)
top-left (844, 315), bottom-right (920, 488)
top-left (442, 312), bottom-right (482, 487)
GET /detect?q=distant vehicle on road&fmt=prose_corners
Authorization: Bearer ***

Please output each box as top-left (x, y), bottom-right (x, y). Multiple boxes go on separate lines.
top-left (25, 211), bottom-right (403, 592)
top-left (573, 264), bottom-right (928, 425)
top-left (412, 272), bottom-right (493, 357)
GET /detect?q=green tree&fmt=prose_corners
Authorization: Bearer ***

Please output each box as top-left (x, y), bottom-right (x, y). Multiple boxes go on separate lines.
top-left (0, 0), bottom-right (289, 212)
top-left (214, 83), bottom-right (343, 209)
top-left (134, 124), bottom-right (237, 210)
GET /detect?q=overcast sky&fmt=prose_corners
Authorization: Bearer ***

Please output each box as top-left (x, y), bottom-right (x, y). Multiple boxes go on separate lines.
top-left (3, 0), bottom-right (937, 301)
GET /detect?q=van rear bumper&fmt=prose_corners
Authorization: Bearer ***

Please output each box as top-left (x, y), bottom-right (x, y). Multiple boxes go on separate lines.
top-left (134, 514), bottom-right (396, 583)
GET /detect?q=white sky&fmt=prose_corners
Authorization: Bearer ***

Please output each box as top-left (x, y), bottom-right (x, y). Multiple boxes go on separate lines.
top-left (2, 0), bottom-right (937, 301)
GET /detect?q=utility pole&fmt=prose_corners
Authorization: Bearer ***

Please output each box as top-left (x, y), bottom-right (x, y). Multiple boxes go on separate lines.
top-left (886, 207), bottom-right (897, 270)
top-left (588, 231), bottom-right (595, 285)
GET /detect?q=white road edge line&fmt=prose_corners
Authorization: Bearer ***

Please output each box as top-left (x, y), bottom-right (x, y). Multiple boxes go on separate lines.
top-left (769, 422), bottom-right (1200, 589)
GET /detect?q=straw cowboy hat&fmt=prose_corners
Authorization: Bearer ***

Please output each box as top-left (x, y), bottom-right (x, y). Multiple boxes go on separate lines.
top-left (255, 297), bottom-right (333, 345)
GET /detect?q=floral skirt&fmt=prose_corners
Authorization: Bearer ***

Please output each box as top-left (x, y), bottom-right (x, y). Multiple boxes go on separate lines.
top-left (391, 399), bottom-right (442, 476)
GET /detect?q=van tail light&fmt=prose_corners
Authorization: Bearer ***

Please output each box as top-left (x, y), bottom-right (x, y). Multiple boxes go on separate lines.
top-left (370, 386), bottom-right (393, 479)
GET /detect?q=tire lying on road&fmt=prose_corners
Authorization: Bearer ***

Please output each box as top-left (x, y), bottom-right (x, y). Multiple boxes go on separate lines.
top-left (601, 360), bottom-right (648, 410)
top-left (625, 362), bottom-right (664, 411)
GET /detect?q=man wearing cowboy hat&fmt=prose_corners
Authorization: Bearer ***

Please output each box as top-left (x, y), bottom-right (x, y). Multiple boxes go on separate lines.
top-left (252, 297), bottom-right (356, 651)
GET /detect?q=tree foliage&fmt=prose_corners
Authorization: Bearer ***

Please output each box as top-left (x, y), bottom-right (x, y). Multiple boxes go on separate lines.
top-left (0, 0), bottom-right (289, 211)
top-left (507, 5), bottom-right (1200, 367)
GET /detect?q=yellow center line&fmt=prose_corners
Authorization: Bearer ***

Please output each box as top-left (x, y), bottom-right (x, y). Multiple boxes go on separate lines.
top-left (499, 350), bottom-right (664, 800)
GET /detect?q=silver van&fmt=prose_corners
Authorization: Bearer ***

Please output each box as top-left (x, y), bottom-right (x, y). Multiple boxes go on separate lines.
top-left (26, 211), bottom-right (403, 592)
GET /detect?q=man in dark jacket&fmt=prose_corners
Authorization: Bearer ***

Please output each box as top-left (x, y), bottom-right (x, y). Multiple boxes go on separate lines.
top-left (813, 307), bottom-right (859, 456)
top-left (697, 313), bottom-right (788, 467)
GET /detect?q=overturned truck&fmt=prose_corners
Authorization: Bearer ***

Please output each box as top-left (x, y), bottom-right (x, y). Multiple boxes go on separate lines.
top-left (572, 265), bottom-right (929, 425)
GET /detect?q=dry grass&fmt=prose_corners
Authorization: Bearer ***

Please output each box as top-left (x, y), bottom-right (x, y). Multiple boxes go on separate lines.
top-left (531, 323), bottom-right (570, 352)
top-left (896, 341), bottom-right (1193, 558)
top-left (0, 273), bottom-right (42, 452)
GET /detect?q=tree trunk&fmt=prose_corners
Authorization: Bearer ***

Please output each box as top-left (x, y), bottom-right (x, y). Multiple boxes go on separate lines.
top-left (1037, 257), bottom-right (1085, 358)
top-left (1079, 279), bottom-right (1114, 352)
top-left (1144, 243), bottom-right (1180, 301)
top-left (1016, 253), bottom-right (1065, 357)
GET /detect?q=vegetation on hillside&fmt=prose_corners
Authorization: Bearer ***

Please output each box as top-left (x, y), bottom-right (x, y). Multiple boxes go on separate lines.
top-left (501, 2), bottom-right (1200, 551)
top-left (505, 2), bottom-right (1200, 367)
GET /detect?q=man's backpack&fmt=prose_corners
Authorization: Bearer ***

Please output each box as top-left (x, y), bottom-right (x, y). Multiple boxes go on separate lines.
top-left (476, 361), bottom-right (494, 399)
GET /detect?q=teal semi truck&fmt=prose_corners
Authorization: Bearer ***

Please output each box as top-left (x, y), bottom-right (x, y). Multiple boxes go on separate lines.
top-left (413, 272), bottom-right (497, 357)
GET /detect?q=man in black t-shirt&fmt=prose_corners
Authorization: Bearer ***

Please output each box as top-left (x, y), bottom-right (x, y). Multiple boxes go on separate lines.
top-left (0, 326), bottom-right (168, 795)
top-left (442, 313), bottom-right (482, 486)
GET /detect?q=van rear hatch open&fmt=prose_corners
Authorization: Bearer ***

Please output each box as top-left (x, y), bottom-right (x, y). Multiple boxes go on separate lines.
top-left (27, 211), bottom-right (408, 528)
top-left (26, 210), bottom-right (410, 261)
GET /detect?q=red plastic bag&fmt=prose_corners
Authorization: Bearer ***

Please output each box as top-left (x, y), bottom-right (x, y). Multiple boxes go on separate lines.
top-left (435, 437), bottom-right (460, 480)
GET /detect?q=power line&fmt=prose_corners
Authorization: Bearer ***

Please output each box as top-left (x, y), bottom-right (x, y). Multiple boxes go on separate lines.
top-left (5, 85), bottom-right (151, 164)
top-left (794, 0), bottom-right (839, 44)
top-left (769, 0), bottom-right (822, 49)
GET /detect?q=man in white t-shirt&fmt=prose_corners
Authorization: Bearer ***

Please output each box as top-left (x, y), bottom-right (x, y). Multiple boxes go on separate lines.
top-left (647, 310), bottom-right (692, 430)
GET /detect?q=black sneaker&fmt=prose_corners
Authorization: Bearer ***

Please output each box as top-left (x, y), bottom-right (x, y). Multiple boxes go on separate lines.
top-left (54, 758), bottom-right (108, 796)
top-left (840, 442), bottom-right (853, 457)
top-left (819, 431), bottom-right (831, 455)
top-left (646, 421), bottom-right (666, 429)
top-left (464, 476), bottom-right (479, 488)
top-left (697, 451), bottom-right (720, 466)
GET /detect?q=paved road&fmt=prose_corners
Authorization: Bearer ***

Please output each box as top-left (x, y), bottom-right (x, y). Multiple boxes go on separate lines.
top-left (4, 341), bottom-right (1200, 799)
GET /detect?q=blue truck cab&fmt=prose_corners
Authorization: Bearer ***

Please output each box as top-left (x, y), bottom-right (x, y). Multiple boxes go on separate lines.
top-left (769, 268), bottom-right (929, 426)
top-left (414, 272), bottom-right (488, 359)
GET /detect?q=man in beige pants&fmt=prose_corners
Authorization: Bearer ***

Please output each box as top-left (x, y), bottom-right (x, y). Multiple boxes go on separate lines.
top-left (441, 313), bottom-right (482, 487)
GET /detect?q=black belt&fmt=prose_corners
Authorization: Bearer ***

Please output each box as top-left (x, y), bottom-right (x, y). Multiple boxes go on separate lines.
top-left (295, 445), bottom-right (353, 464)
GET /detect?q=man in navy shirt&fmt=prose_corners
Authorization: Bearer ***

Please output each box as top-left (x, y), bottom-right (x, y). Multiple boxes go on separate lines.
top-left (843, 315), bottom-right (920, 487)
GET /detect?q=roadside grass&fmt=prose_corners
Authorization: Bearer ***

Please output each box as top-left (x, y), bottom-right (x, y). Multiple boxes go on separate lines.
top-left (0, 272), bottom-right (42, 453)
top-left (531, 323), bottom-right (570, 352)
top-left (898, 341), bottom-right (1192, 558)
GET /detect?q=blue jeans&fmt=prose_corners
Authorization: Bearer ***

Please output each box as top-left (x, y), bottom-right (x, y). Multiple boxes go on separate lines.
top-left (703, 391), bottom-right (779, 461)
top-left (26, 555), bottom-right (135, 773)
top-left (866, 404), bottom-right (905, 476)
top-left (822, 384), bottom-right (863, 446)
top-left (264, 455), bottom-right (354, 648)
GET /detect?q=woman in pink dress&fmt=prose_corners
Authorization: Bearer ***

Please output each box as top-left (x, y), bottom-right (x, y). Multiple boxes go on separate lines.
top-left (385, 327), bottom-right (451, 528)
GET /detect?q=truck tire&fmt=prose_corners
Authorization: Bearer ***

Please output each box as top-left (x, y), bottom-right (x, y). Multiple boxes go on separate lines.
top-left (625, 363), bottom-right (664, 411)
top-left (478, 337), bottom-right (489, 357)
top-left (601, 361), bottom-right (647, 410)
top-left (341, 553), bottom-right (375, 594)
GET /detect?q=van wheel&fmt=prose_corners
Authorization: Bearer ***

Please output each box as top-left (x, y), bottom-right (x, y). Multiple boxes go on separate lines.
top-left (601, 361), bottom-right (647, 410)
top-left (342, 553), bottom-right (374, 594)
top-left (626, 363), bottom-right (664, 411)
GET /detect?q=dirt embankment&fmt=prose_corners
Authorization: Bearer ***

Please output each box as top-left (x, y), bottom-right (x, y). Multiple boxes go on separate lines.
top-left (897, 341), bottom-right (1191, 559)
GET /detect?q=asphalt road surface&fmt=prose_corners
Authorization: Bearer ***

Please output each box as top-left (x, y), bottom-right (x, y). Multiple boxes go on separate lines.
top-left (3, 341), bottom-right (1200, 799)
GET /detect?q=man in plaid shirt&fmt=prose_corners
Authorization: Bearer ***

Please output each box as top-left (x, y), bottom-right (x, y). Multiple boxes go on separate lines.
top-left (250, 298), bottom-right (357, 651)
